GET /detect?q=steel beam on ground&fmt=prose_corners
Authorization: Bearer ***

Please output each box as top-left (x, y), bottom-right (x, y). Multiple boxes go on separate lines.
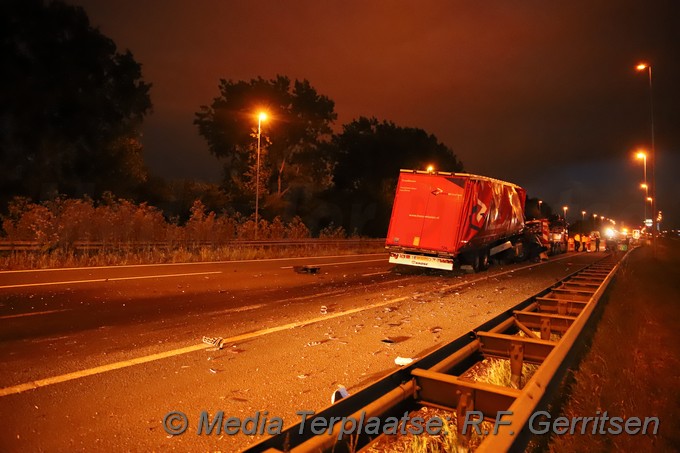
top-left (412, 368), bottom-right (521, 415)
top-left (476, 332), bottom-right (555, 364)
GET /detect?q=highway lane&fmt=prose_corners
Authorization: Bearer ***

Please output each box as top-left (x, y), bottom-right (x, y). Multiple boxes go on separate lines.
top-left (0, 251), bottom-right (605, 451)
top-left (0, 254), bottom-right (395, 339)
top-left (0, 253), bottom-right (413, 384)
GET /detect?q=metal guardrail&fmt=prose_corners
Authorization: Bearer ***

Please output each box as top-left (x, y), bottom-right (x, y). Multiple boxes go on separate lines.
top-left (245, 251), bottom-right (625, 452)
top-left (0, 238), bottom-right (386, 252)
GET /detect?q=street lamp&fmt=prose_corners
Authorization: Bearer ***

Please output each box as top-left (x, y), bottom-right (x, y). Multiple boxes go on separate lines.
top-left (581, 210), bottom-right (586, 221)
top-left (255, 111), bottom-right (267, 239)
top-left (538, 200), bottom-right (543, 215)
top-left (562, 206), bottom-right (568, 222)
top-left (636, 62), bottom-right (657, 254)
top-left (636, 150), bottom-right (648, 222)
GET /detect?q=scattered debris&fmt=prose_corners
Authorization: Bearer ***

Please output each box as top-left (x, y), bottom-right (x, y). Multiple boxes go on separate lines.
top-left (430, 326), bottom-right (443, 334)
top-left (209, 368), bottom-right (218, 373)
top-left (381, 336), bottom-right (411, 344)
top-left (394, 356), bottom-right (415, 366)
top-left (320, 305), bottom-right (328, 315)
top-left (202, 336), bottom-right (224, 349)
top-left (293, 265), bottom-right (321, 274)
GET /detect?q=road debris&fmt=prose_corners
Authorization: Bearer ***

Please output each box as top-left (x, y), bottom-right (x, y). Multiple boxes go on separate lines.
top-left (202, 336), bottom-right (224, 350)
top-left (331, 385), bottom-right (349, 404)
top-left (394, 356), bottom-right (415, 366)
top-left (293, 265), bottom-right (320, 274)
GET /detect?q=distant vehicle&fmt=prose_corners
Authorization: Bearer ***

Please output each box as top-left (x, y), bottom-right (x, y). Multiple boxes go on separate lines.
top-left (526, 218), bottom-right (568, 255)
top-left (385, 170), bottom-right (539, 272)
top-left (549, 219), bottom-right (568, 254)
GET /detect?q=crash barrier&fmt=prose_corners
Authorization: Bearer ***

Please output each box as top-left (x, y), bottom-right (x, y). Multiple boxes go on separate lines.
top-left (0, 238), bottom-right (385, 253)
top-left (246, 251), bottom-right (625, 452)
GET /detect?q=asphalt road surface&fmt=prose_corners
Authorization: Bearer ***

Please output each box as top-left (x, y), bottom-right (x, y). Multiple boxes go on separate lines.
top-left (0, 251), bottom-right (604, 451)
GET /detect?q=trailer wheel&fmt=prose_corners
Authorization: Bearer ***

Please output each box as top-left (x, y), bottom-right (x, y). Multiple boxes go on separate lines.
top-left (479, 249), bottom-right (490, 271)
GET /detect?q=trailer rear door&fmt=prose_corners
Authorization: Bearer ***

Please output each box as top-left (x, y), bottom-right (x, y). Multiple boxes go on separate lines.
top-left (386, 173), bottom-right (468, 253)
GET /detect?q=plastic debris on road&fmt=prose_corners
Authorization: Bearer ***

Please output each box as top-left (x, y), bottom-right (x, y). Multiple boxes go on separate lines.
top-left (202, 336), bottom-right (224, 350)
top-left (331, 385), bottom-right (349, 404)
top-left (394, 356), bottom-right (415, 366)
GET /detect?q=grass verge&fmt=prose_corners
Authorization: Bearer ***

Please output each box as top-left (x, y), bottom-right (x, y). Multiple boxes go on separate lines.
top-left (544, 239), bottom-right (680, 452)
top-left (0, 242), bottom-right (387, 270)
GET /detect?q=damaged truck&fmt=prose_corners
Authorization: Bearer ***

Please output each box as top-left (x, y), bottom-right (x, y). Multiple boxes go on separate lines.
top-left (385, 169), bottom-right (544, 272)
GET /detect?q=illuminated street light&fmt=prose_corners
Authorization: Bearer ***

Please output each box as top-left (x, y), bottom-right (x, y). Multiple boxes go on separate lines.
top-left (255, 111), bottom-right (267, 239)
top-left (636, 62), bottom-right (657, 254)
top-left (581, 210), bottom-right (586, 221)
top-left (562, 206), bottom-right (568, 222)
top-left (426, 165), bottom-right (435, 173)
top-left (636, 150), bottom-right (648, 221)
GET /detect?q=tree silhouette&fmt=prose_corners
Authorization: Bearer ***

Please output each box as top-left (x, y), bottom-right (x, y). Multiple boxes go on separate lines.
top-left (0, 0), bottom-right (152, 204)
top-left (328, 117), bottom-right (464, 236)
top-left (194, 75), bottom-right (337, 217)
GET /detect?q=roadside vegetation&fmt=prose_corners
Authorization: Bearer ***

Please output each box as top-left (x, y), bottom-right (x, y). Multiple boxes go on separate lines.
top-left (544, 239), bottom-right (680, 452)
top-left (0, 195), bottom-right (383, 270)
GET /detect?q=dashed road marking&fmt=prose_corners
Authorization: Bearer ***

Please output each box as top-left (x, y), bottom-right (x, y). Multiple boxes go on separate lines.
top-left (0, 271), bottom-right (222, 290)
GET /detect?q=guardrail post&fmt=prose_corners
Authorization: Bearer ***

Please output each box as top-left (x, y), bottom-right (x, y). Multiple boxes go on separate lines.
top-left (540, 317), bottom-right (551, 340)
top-left (557, 299), bottom-right (567, 315)
top-left (509, 342), bottom-right (524, 389)
top-left (455, 389), bottom-right (475, 445)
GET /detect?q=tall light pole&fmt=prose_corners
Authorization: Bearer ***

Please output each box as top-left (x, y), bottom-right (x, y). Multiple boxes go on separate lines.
top-left (636, 62), bottom-right (656, 254)
top-left (255, 111), bottom-right (267, 239)
top-left (636, 150), bottom-right (648, 223)
top-left (562, 206), bottom-right (568, 223)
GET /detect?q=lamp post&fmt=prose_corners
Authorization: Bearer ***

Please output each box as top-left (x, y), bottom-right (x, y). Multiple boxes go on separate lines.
top-left (636, 62), bottom-right (656, 254)
top-left (562, 206), bottom-right (568, 223)
top-left (255, 111), bottom-right (267, 239)
top-left (636, 150), bottom-right (648, 222)
top-left (538, 200), bottom-right (543, 216)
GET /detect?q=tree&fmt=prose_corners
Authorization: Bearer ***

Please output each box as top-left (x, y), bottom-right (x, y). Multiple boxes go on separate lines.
top-left (0, 0), bottom-right (152, 205)
top-left (328, 117), bottom-right (464, 236)
top-left (194, 75), bottom-right (337, 217)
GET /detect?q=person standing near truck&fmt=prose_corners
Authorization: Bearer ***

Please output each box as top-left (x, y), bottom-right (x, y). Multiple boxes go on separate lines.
top-left (574, 232), bottom-right (581, 252)
top-left (583, 232), bottom-right (590, 252)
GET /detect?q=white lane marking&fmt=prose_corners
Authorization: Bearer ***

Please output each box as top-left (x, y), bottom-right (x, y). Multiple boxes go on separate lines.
top-left (0, 309), bottom-right (72, 320)
top-left (0, 253), bottom-right (388, 274)
top-left (0, 295), bottom-right (408, 397)
top-left (203, 304), bottom-right (265, 316)
top-left (0, 271), bottom-right (222, 290)
top-left (281, 258), bottom-right (386, 269)
top-left (361, 271), bottom-right (390, 277)
top-left (0, 252), bottom-right (590, 397)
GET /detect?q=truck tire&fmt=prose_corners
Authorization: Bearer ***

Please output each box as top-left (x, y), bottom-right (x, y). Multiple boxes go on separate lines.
top-left (515, 242), bottom-right (527, 262)
top-left (479, 249), bottom-right (490, 271)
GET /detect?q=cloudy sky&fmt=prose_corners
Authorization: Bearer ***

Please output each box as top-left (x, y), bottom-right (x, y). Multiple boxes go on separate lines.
top-left (69, 0), bottom-right (679, 228)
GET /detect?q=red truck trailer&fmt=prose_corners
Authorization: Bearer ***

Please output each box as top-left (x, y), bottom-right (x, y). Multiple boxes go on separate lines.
top-left (385, 170), bottom-right (527, 271)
